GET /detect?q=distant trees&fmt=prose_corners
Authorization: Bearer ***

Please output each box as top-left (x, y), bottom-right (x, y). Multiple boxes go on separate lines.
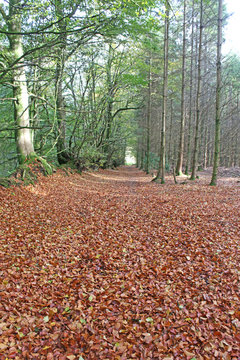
top-left (135, 0), bottom-right (240, 184)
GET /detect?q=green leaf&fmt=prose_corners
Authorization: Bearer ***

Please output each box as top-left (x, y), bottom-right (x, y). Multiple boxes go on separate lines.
top-left (80, 318), bottom-right (86, 324)
top-left (43, 315), bottom-right (49, 322)
top-left (146, 317), bottom-right (153, 323)
top-left (63, 306), bottom-right (70, 313)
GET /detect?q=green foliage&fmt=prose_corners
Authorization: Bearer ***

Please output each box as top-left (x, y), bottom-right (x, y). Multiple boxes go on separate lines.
top-left (77, 145), bottom-right (107, 170)
top-left (142, 152), bottom-right (159, 171)
top-left (0, 0), bottom-right (239, 176)
top-left (122, 73), bottom-right (147, 87)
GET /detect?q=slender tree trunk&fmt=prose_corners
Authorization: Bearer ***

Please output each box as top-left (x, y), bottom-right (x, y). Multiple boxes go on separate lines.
top-left (168, 98), bottom-right (173, 163)
top-left (203, 125), bottom-right (208, 169)
top-left (185, 0), bottom-right (195, 175)
top-left (145, 57), bottom-right (152, 174)
top-left (210, 0), bottom-right (222, 185)
top-left (103, 44), bottom-right (114, 168)
top-left (8, 0), bottom-right (35, 164)
top-left (56, 55), bottom-right (69, 164)
top-left (234, 94), bottom-right (239, 166)
top-left (155, 0), bottom-right (169, 183)
top-left (136, 137), bottom-right (140, 168)
top-left (190, 0), bottom-right (203, 180)
top-left (55, 0), bottom-right (70, 164)
top-left (176, 0), bottom-right (186, 175)
top-left (198, 39), bottom-right (208, 171)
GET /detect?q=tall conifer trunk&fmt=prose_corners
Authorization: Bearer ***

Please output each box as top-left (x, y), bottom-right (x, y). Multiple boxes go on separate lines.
top-left (185, 0), bottom-right (195, 175)
top-left (210, 0), bottom-right (222, 185)
top-left (145, 56), bottom-right (152, 174)
top-left (176, 0), bottom-right (186, 175)
top-left (190, 0), bottom-right (203, 180)
top-left (155, 0), bottom-right (169, 183)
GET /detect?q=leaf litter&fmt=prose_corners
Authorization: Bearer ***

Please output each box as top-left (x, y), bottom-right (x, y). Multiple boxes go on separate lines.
top-left (0, 166), bottom-right (239, 359)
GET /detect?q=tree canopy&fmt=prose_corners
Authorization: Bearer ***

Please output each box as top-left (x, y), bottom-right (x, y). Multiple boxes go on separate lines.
top-left (0, 0), bottom-right (239, 184)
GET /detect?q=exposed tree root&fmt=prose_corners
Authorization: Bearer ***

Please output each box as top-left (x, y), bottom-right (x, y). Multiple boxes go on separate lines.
top-left (0, 156), bottom-right (54, 187)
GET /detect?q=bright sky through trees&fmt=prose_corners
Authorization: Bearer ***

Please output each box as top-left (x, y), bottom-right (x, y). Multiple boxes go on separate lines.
top-left (223, 0), bottom-right (240, 55)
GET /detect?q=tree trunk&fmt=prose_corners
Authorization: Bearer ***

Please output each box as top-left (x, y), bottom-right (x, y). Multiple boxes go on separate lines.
top-left (210, 0), bottom-right (222, 185)
top-left (176, 0), bottom-right (186, 175)
top-left (190, 0), bottom-right (203, 180)
top-left (185, 0), bottom-right (195, 175)
top-left (103, 44), bottom-right (114, 168)
top-left (203, 125), bottom-right (208, 169)
top-left (145, 56), bottom-right (152, 174)
top-left (168, 98), bottom-right (173, 164)
top-left (155, 0), bottom-right (169, 184)
top-left (8, 0), bottom-right (35, 164)
top-left (55, 0), bottom-right (70, 165)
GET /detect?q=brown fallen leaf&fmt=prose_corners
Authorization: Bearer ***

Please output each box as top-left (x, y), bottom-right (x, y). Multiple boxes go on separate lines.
top-left (142, 333), bottom-right (153, 344)
top-left (0, 167), bottom-right (239, 360)
top-left (67, 355), bottom-right (76, 360)
top-left (183, 349), bottom-right (196, 357)
top-left (46, 353), bottom-right (54, 360)
top-left (0, 343), bottom-right (8, 350)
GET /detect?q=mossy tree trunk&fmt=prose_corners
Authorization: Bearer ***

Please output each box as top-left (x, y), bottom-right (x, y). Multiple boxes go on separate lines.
top-left (7, 0), bottom-right (35, 164)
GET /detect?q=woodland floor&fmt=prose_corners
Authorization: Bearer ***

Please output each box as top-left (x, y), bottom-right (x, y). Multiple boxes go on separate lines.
top-left (0, 166), bottom-right (240, 360)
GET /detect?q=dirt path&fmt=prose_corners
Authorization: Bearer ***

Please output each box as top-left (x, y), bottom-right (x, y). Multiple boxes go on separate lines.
top-left (0, 167), bottom-right (240, 359)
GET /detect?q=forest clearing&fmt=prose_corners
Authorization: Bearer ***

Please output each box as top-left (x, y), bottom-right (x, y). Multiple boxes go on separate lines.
top-left (0, 166), bottom-right (239, 359)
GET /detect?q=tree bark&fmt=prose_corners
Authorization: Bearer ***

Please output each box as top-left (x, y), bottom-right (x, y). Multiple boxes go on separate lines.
top-left (176, 0), bottom-right (186, 175)
top-left (55, 0), bottom-right (70, 164)
top-left (8, 0), bottom-right (35, 164)
top-left (155, 0), bottom-right (169, 183)
top-left (103, 43), bottom-right (114, 168)
top-left (145, 56), bottom-right (152, 174)
top-left (210, 0), bottom-right (222, 185)
top-left (190, 0), bottom-right (203, 180)
top-left (185, 0), bottom-right (195, 175)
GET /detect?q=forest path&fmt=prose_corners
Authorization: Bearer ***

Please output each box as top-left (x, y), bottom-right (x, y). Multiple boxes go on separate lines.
top-left (0, 166), bottom-right (240, 359)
